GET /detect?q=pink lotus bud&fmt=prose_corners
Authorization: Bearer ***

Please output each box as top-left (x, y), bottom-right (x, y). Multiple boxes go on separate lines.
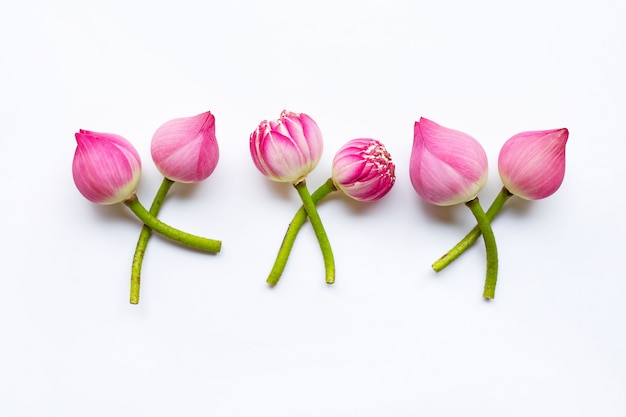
top-left (409, 117), bottom-right (488, 206)
top-left (331, 138), bottom-right (396, 202)
top-left (72, 129), bottom-right (142, 205)
top-left (150, 111), bottom-right (219, 183)
top-left (498, 128), bottom-right (568, 200)
top-left (250, 110), bottom-right (323, 183)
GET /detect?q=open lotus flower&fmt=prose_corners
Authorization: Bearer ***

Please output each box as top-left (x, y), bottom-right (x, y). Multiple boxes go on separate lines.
top-left (72, 129), bottom-right (142, 205)
top-left (151, 111), bottom-right (219, 183)
top-left (498, 128), bottom-right (568, 200)
top-left (409, 117), bottom-right (488, 206)
top-left (332, 138), bottom-right (396, 202)
top-left (250, 110), bottom-right (323, 183)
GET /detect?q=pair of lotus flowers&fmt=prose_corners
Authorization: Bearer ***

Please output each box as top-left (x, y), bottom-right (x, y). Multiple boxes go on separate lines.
top-left (411, 117), bottom-right (568, 298)
top-left (72, 109), bottom-right (568, 302)
top-left (73, 112), bottom-right (222, 304)
top-left (249, 110), bottom-right (396, 286)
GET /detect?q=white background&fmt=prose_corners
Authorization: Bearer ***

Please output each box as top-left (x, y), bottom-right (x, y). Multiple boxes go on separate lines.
top-left (1, 0), bottom-right (625, 416)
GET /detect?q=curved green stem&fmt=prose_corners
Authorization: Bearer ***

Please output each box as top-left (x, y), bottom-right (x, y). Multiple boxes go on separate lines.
top-left (432, 187), bottom-right (512, 272)
top-left (130, 177), bottom-right (175, 304)
top-left (267, 178), bottom-right (337, 286)
top-left (465, 197), bottom-right (499, 299)
top-left (293, 180), bottom-right (335, 284)
top-left (123, 194), bottom-right (222, 253)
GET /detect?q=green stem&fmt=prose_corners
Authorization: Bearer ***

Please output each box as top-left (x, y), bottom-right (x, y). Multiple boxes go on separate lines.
top-left (130, 177), bottom-right (175, 305)
top-left (465, 197), bottom-right (499, 299)
top-left (432, 186), bottom-right (512, 272)
top-left (123, 194), bottom-right (222, 253)
top-left (293, 180), bottom-right (336, 284)
top-left (267, 178), bottom-right (337, 286)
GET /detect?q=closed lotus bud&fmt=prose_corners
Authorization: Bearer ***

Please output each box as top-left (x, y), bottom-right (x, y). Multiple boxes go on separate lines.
top-left (409, 117), bottom-right (488, 206)
top-left (250, 110), bottom-right (323, 183)
top-left (150, 111), bottom-right (219, 183)
top-left (332, 138), bottom-right (396, 202)
top-left (498, 128), bottom-right (568, 200)
top-left (72, 129), bottom-right (142, 205)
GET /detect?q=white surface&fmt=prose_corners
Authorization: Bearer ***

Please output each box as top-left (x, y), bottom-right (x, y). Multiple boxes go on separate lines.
top-left (1, 0), bottom-right (625, 416)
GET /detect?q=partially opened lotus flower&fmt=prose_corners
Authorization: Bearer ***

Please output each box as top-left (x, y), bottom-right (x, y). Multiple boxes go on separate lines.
top-left (250, 110), bottom-right (334, 284)
top-left (498, 128), bottom-right (568, 200)
top-left (151, 111), bottom-right (219, 183)
top-left (409, 117), bottom-right (488, 206)
top-left (332, 138), bottom-right (396, 202)
top-left (266, 138), bottom-right (397, 286)
top-left (250, 110), bottom-right (323, 183)
top-left (73, 129), bottom-right (142, 205)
